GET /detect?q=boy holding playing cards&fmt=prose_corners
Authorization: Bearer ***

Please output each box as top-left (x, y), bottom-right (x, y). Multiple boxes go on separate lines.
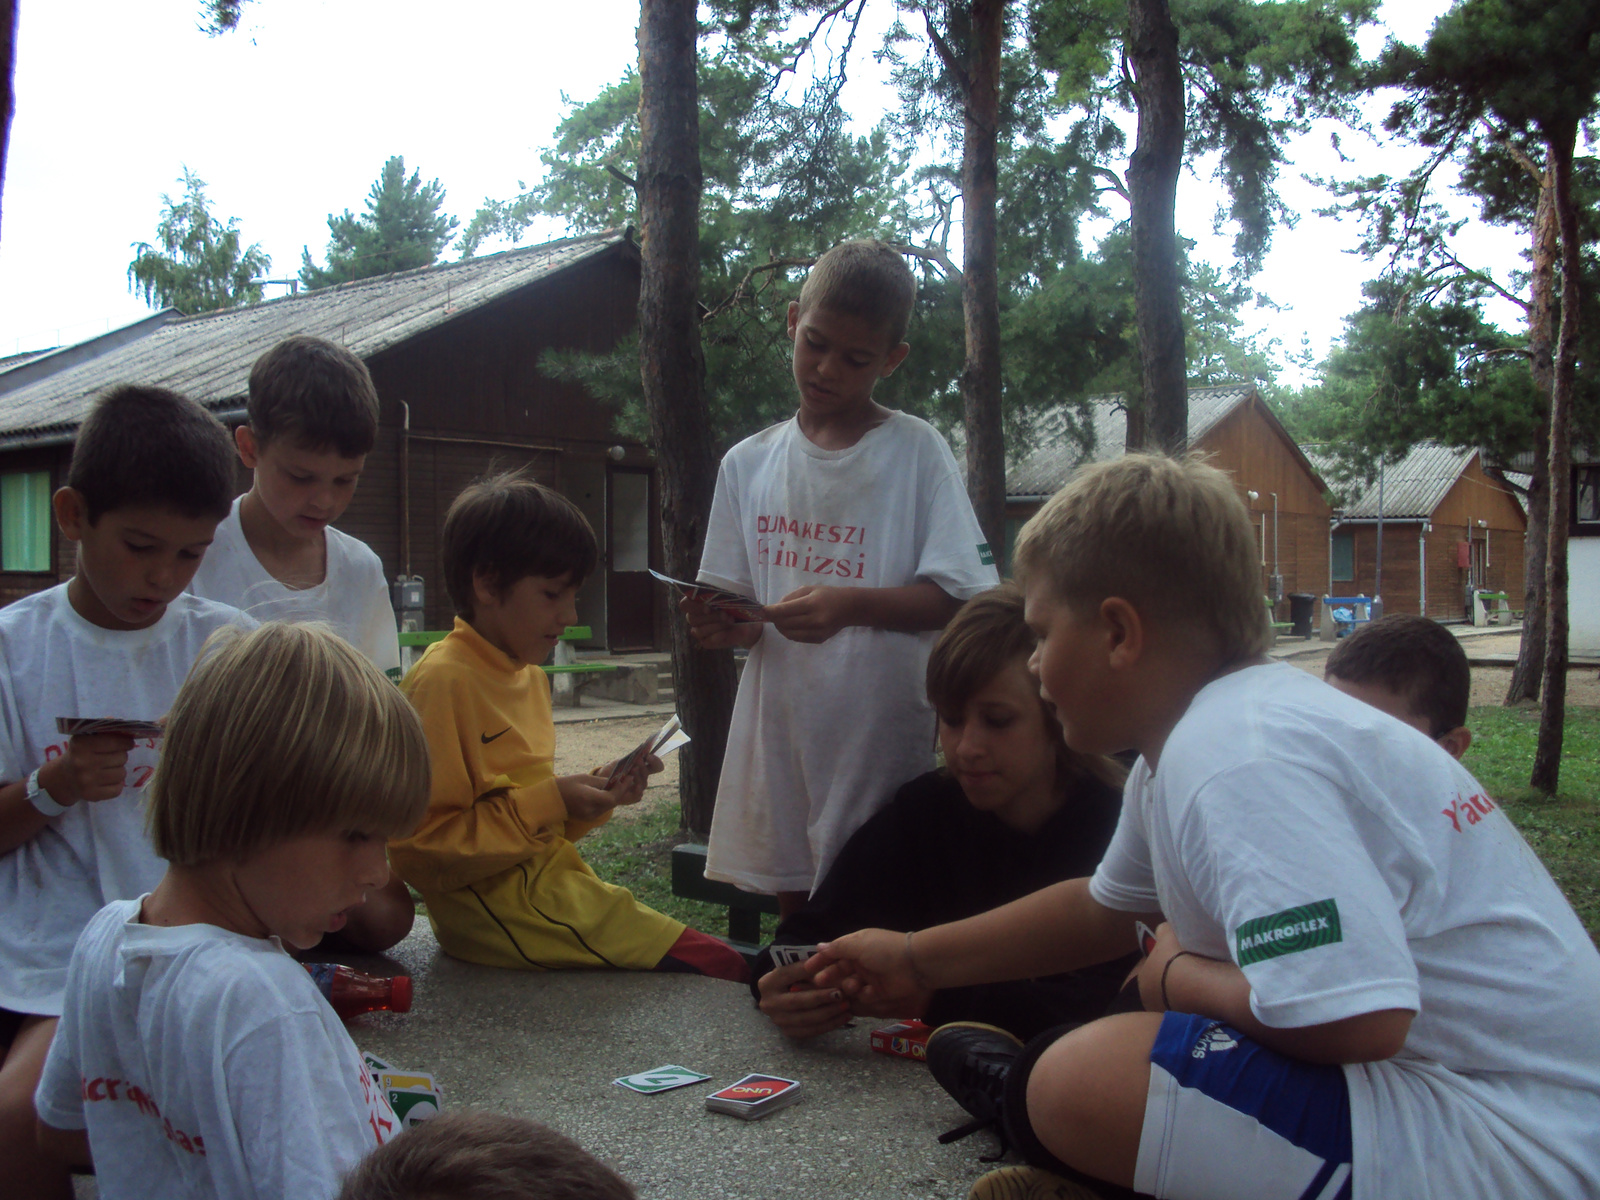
top-left (388, 473), bottom-right (746, 981)
top-left (685, 240), bottom-right (998, 915)
top-left (0, 387), bottom-right (250, 1199)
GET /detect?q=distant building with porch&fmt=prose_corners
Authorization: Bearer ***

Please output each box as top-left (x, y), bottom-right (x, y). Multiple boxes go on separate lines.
top-left (997, 384), bottom-right (1333, 621)
top-left (1568, 446), bottom-right (1600, 655)
top-left (0, 229), bottom-right (667, 651)
top-left (1310, 443), bottom-right (1527, 622)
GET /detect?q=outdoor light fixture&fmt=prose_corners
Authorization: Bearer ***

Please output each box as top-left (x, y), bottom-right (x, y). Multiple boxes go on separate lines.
top-left (608, 445), bottom-right (627, 461)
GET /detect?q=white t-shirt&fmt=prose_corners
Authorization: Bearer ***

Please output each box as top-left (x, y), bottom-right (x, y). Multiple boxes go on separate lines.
top-left (0, 586), bottom-right (252, 1015)
top-left (189, 496), bottom-right (400, 677)
top-left (1090, 662), bottom-right (1600, 1200)
top-left (36, 899), bottom-right (397, 1200)
top-left (698, 412), bottom-right (999, 893)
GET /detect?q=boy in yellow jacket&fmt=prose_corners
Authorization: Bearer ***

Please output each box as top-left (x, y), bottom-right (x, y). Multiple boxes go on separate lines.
top-left (389, 472), bottom-right (747, 981)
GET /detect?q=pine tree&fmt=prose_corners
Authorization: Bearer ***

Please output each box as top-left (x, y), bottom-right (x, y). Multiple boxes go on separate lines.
top-left (127, 168), bottom-right (269, 314)
top-left (299, 156), bottom-right (459, 289)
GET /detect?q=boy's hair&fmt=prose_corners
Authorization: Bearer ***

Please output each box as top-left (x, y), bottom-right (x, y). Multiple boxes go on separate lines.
top-left (149, 622), bottom-right (429, 865)
top-left (69, 385), bottom-right (235, 525)
top-left (1325, 614), bottom-right (1470, 737)
top-left (247, 335), bottom-right (380, 457)
top-left (335, 1111), bottom-right (636, 1200)
top-left (927, 583), bottom-right (1126, 791)
top-left (442, 471), bottom-right (598, 620)
top-left (798, 240), bottom-right (917, 345)
top-left (1013, 453), bottom-right (1270, 663)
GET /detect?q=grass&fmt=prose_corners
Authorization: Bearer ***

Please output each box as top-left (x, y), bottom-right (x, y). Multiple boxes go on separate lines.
top-left (529, 705), bottom-right (1600, 946)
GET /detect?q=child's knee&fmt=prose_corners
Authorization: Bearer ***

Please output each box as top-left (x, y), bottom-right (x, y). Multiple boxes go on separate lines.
top-left (1024, 1013), bottom-right (1160, 1183)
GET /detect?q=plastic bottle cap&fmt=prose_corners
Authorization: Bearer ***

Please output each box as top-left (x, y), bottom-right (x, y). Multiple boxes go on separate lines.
top-left (389, 974), bottom-right (413, 1013)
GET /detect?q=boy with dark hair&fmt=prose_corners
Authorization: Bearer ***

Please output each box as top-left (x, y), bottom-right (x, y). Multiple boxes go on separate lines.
top-left (816, 453), bottom-right (1600, 1200)
top-left (1324, 614), bottom-right (1472, 759)
top-left (189, 335), bottom-right (400, 678)
top-left (0, 385), bottom-right (250, 1198)
top-left (686, 240), bottom-right (998, 915)
top-left (389, 472), bottom-right (746, 980)
top-left (337, 1111), bottom-right (637, 1200)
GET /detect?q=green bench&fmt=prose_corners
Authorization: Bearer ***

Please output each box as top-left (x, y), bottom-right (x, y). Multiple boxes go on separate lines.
top-left (669, 842), bottom-right (778, 952)
top-left (392, 627), bottom-right (620, 685)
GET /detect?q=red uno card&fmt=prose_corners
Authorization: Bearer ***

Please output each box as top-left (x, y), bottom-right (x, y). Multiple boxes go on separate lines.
top-left (703, 1073), bottom-right (803, 1120)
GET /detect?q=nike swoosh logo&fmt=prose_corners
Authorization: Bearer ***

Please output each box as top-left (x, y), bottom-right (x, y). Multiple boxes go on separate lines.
top-left (481, 728), bottom-right (511, 744)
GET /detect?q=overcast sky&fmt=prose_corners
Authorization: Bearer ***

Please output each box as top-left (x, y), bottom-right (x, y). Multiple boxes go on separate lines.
top-left (0, 0), bottom-right (1526, 384)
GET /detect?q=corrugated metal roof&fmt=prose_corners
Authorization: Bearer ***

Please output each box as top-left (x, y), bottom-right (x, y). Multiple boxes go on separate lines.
top-left (1000, 383), bottom-right (1260, 498)
top-left (0, 229), bottom-right (631, 444)
top-left (1311, 442), bottom-right (1476, 518)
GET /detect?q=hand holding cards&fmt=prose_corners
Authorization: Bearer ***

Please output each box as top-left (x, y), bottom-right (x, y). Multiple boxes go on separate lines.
top-left (607, 714), bottom-right (689, 791)
top-left (649, 570), bottom-right (767, 623)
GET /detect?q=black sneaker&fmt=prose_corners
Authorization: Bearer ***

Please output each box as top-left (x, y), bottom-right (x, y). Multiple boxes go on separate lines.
top-left (926, 1021), bottom-right (1025, 1158)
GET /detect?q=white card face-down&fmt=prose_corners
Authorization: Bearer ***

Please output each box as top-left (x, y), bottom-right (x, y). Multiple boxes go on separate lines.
top-left (613, 1065), bottom-right (712, 1094)
top-left (771, 944), bottom-right (820, 967)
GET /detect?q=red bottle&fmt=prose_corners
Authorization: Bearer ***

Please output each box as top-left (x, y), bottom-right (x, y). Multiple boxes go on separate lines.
top-left (303, 963), bottom-right (413, 1019)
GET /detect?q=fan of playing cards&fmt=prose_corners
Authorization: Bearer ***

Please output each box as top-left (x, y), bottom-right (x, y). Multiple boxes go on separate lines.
top-left (648, 570), bottom-right (768, 623)
top-left (606, 714), bottom-right (690, 791)
top-left (56, 717), bottom-right (164, 739)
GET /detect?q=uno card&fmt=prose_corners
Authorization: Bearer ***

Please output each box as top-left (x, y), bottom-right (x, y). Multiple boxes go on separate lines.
top-left (613, 1064), bottom-right (712, 1095)
top-left (56, 717), bottom-right (164, 739)
top-left (704, 1073), bottom-right (803, 1120)
top-left (770, 944), bottom-right (820, 968)
top-left (607, 714), bottom-right (689, 791)
top-left (363, 1052), bottom-right (393, 1080)
top-left (648, 570), bottom-right (767, 623)
top-left (378, 1068), bottom-right (442, 1127)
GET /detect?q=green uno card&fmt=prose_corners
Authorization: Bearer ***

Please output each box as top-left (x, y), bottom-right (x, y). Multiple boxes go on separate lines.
top-left (613, 1065), bottom-right (712, 1094)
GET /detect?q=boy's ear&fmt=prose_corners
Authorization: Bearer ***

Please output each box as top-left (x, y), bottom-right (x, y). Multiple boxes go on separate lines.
top-left (471, 567), bottom-right (500, 612)
top-left (1099, 596), bottom-right (1144, 669)
top-left (1436, 726), bottom-right (1472, 761)
top-left (879, 341), bottom-right (911, 378)
top-left (786, 302), bottom-right (800, 340)
top-left (52, 487), bottom-right (88, 542)
top-left (235, 425), bottom-right (260, 469)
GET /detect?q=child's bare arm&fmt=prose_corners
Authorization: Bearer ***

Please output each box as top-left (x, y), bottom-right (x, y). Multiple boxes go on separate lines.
top-left (35, 1120), bottom-right (91, 1170)
top-left (1143, 926), bottom-right (1413, 1064)
top-left (766, 582), bottom-right (962, 644)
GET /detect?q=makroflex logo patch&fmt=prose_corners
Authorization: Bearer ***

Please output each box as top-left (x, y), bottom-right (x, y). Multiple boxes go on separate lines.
top-left (977, 542), bottom-right (995, 566)
top-left (1235, 899), bottom-right (1342, 966)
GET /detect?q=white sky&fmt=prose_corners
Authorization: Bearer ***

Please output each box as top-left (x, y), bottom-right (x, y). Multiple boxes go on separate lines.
top-left (0, 0), bottom-right (1527, 384)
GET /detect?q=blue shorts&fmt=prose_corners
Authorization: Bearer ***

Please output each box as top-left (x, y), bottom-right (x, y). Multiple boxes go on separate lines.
top-left (1134, 1011), bottom-right (1353, 1200)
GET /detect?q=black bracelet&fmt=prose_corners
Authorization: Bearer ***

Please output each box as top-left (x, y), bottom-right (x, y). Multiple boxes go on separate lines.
top-left (1160, 950), bottom-right (1196, 1012)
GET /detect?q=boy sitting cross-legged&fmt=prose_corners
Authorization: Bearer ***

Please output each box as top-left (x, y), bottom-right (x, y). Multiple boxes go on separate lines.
top-left (388, 472), bottom-right (747, 981)
top-left (815, 454), bottom-right (1600, 1200)
top-left (0, 386), bottom-right (250, 1200)
top-left (1324, 613), bottom-right (1473, 760)
top-left (190, 334), bottom-right (412, 952)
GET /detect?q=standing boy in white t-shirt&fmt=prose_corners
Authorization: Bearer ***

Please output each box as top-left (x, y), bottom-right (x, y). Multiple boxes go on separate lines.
top-left (815, 454), bottom-right (1600, 1200)
top-left (0, 386), bottom-right (249, 1200)
top-left (189, 335), bottom-right (413, 952)
top-left (36, 623), bottom-right (425, 1199)
top-left (685, 241), bottom-right (998, 915)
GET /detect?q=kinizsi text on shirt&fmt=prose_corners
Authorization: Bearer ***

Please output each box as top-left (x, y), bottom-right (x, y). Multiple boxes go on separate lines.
top-left (1235, 899), bottom-right (1342, 966)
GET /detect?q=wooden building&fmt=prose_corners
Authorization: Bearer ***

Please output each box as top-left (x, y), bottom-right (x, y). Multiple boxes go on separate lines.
top-left (999, 385), bottom-right (1333, 621)
top-left (1567, 446), bottom-right (1600, 656)
top-left (0, 230), bottom-right (664, 649)
top-left (1312, 443), bottom-right (1527, 621)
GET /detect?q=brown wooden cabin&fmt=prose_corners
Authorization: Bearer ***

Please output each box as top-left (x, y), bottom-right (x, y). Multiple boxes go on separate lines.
top-left (1309, 443), bottom-right (1527, 622)
top-left (1000, 385), bottom-right (1333, 623)
top-left (0, 230), bottom-right (665, 650)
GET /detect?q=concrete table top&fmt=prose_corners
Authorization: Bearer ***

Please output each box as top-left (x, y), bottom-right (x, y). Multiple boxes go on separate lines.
top-left (332, 924), bottom-right (995, 1200)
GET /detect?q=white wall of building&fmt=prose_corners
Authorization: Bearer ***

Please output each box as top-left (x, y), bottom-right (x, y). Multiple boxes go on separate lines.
top-left (1570, 539), bottom-right (1600, 657)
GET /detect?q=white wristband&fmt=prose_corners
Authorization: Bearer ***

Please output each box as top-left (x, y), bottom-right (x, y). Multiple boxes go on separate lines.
top-left (25, 767), bottom-right (69, 817)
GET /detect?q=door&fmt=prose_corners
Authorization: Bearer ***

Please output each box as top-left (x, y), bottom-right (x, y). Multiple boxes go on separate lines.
top-left (607, 467), bottom-right (655, 651)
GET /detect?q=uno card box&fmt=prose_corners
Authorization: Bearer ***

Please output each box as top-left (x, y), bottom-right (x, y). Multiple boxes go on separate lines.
top-left (870, 1020), bottom-right (933, 1061)
top-left (704, 1073), bottom-right (803, 1120)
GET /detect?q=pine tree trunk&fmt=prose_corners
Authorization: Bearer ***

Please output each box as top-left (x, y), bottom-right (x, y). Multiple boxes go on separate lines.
top-left (637, 0), bottom-right (737, 838)
top-left (1506, 156), bottom-right (1557, 705)
top-left (0, 0), bottom-right (14, 238)
top-left (960, 0), bottom-right (1006, 556)
top-left (1531, 125), bottom-right (1582, 794)
top-left (1126, 0), bottom-right (1186, 454)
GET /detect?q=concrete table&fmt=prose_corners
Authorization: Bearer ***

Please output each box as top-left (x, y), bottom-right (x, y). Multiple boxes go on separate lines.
top-left (336, 924), bottom-right (995, 1200)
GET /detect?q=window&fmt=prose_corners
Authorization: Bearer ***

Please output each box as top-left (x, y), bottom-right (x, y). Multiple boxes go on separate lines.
top-left (1331, 532), bottom-right (1354, 582)
top-left (1575, 466), bottom-right (1600, 526)
top-left (1, 471), bottom-right (52, 572)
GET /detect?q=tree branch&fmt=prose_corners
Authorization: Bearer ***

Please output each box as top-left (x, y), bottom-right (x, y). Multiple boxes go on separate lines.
top-left (1091, 166), bottom-right (1130, 203)
top-left (765, 0), bottom-right (866, 103)
top-left (891, 241), bottom-right (962, 282)
top-left (1438, 249), bottom-right (1530, 312)
top-left (922, 8), bottom-right (970, 94)
top-left (605, 163), bottom-right (639, 192)
top-left (701, 257), bottom-right (815, 324)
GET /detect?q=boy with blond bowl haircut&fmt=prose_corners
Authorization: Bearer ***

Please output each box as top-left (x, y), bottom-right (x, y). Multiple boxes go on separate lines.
top-left (687, 240), bottom-right (998, 914)
top-left (815, 454), bottom-right (1600, 1200)
top-left (0, 386), bottom-right (250, 1200)
top-left (389, 473), bottom-right (747, 980)
top-left (191, 334), bottom-right (412, 951)
top-left (36, 623), bottom-right (426, 1198)
top-left (1324, 613), bottom-right (1473, 760)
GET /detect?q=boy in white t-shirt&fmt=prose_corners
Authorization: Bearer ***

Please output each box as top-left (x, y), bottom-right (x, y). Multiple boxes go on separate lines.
top-left (36, 623), bottom-right (427, 1199)
top-left (189, 335), bottom-right (413, 952)
top-left (815, 455), bottom-right (1600, 1200)
top-left (685, 241), bottom-right (998, 914)
top-left (0, 386), bottom-right (248, 1200)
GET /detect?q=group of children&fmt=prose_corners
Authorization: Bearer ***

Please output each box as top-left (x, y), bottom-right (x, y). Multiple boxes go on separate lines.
top-left (0, 236), bottom-right (1596, 1200)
